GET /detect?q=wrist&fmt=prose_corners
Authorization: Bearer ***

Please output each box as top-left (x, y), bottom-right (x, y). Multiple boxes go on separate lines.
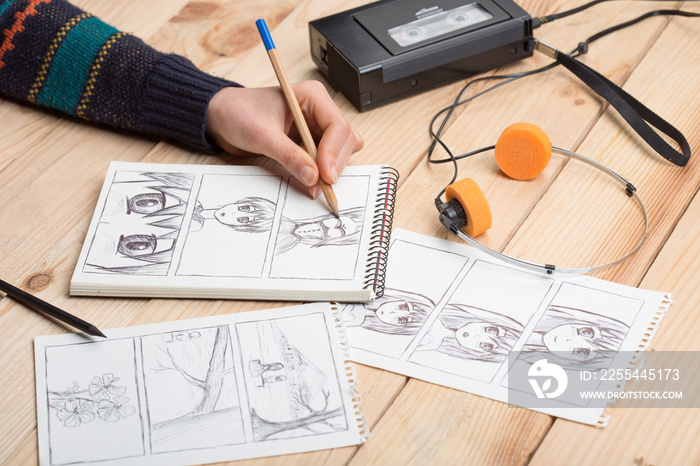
top-left (138, 54), bottom-right (240, 153)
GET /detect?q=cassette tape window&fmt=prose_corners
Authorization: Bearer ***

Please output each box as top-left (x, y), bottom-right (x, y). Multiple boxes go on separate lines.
top-left (388, 4), bottom-right (493, 47)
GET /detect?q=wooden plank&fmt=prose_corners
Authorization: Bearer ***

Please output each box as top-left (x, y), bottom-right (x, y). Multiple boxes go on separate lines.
top-left (70, 0), bottom-right (190, 38)
top-left (530, 183), bottom-right (700, 466)
top-left (146, 0), bottom-right (297, 71)
top-left (505, 3), bottom-right (700, 285)
top-left (352, 380), bottom-right (553, 466)
top-left (523, 9), bottom-right (700, 464)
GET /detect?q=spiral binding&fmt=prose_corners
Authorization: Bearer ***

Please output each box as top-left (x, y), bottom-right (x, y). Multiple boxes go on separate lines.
top-left (330, 302), bottom-right (370, 441)
top-left (363, 166), bottom-right (399, 298)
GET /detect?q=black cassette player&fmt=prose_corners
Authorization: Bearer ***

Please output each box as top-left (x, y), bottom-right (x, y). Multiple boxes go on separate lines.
top-left (309, 0), bottom-right (533, 111)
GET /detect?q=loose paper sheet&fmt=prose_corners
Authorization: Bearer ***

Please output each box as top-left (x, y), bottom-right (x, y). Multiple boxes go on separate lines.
top-left (35, 303), bottom-right (367, 466)
top-left (343, 229), bottom-right (671, 426)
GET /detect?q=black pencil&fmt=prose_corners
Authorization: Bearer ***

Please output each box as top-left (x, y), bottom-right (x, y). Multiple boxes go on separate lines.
top-left (0, 278), bottom-right (106, 338)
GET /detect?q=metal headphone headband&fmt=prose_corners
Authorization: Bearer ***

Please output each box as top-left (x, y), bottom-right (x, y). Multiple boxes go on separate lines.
top-left (437, 146), bottom-right (648, 275)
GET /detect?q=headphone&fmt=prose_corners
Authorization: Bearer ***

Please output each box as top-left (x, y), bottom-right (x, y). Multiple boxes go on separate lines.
top-left (436, 122), bottom-right (648, 275)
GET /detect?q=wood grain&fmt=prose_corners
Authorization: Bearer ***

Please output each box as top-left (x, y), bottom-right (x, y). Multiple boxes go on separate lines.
top-left (1, 0), bottom-right (698, 464)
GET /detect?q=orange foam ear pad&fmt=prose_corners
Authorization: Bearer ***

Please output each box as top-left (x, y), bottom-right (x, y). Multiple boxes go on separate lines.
top-left (494, 122), bottom-right (552, 180)
top-left (445, 178), bottom-right (492, 237)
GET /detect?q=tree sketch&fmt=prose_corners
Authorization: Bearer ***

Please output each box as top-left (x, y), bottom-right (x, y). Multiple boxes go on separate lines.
top-left (242, 319), bottom-right (348, 441)
top-left (143, 325), bottom-right (245, 452)
top-left (251, 387), bottom-right (345, 441)
top-left (153, 326), bottom-right (231, 415)
top-left (36, 305), bottom-right (365, 465)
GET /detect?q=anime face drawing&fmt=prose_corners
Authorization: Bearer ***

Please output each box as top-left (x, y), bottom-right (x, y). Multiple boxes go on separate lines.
top-left (192, 197), bottom-right (364, 255)
top-left (417, 304), bottom-right (524, 363)
top-left (542, 324), bottom-right (603, 360)
top-left (521, 305), bottom-right (629, 369)
top-left (193, 197), bottom-right (276, 233)
top-left (456, 322), bottom-right (508, 352)
top-left (344, 289), bottom-right (435, 336)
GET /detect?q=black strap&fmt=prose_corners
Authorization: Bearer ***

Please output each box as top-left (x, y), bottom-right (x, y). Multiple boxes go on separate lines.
top-left (555, 51), bottom-right (690, 167)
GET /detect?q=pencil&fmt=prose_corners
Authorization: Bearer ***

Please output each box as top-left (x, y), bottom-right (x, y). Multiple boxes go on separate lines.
top-left (0, 278), bottom-right (106, 338)
top-left (255, 19), bottom-right (340, 216)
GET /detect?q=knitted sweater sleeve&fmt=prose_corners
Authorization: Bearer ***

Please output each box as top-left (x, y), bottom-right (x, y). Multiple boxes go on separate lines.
top-left (0, 0), bottom-right (240, 152)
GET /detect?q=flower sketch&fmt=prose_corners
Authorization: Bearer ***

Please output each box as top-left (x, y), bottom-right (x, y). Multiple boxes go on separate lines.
top-left (56, 398), bottom-right (96, 427)
top-left (49, 373), bottom-right (135, 428)
top-left (97, 396), bottom-right (137, 422)
top-left (89, 373), bottom-right (127, 400)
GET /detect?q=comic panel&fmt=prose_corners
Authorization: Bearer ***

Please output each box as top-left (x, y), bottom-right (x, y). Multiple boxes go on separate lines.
top-left (505, 282), bottom-right (645, 407)
top-left (235, 313), bottom-right (348, 442)
top-left (408, 260), bottom-right (554, 383)
top-left (83, 171), bottom-right (195, 276)
top-left (177, 173), bottom-right (283, 277)
top-left (344, 238), bottom-right (470, 359)
top-left (140, 326), bottom-right (245, 453)
top-left (269, 175), bottom-right (370, 280)
top-left (516, 282), bottom-right (642, 371)
top-left (43, 339), bottom-right (144, 465)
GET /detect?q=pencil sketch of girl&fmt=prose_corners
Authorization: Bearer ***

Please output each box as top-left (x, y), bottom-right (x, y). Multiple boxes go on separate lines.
top-left (415, 304), bottom-right (524, 363)
top-left (344, 288), bottom-right (435, 336)
top-left (191, 197), bottom-right (364, 255)
top-left (275, 206), bottom-right (364, 254)
top-left (192, 197), bottom-right (276, 233)
top-left (519, 305), bottom-right (629, 370)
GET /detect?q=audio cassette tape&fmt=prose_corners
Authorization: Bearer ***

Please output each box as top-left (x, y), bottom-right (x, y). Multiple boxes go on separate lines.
top-left (309, 0), bottom-right (533, 111)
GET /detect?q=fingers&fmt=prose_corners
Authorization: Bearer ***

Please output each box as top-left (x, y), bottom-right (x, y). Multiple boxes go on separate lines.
top-left (206, 83), bottom-right (362, 192)
top-left (294, 81), bottom-right (364, 185)
top-left (262, 132), bottom-right (320, 187)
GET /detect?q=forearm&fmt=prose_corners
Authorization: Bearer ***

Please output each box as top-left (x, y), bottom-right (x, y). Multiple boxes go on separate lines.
top-left (0, 0), bottom-right (239, 152)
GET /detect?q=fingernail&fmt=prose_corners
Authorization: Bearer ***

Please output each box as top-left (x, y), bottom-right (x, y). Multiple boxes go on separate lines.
top-left (331, 165), bottom-right (339, 184)
top-left (310, 185), bottom-right (322, 199)
top-left (300, 166), bottom-right (316, 186)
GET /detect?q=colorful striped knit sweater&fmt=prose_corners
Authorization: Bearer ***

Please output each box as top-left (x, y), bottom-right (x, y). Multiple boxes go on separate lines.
top-left (0, 0), bottom-right (239, 152)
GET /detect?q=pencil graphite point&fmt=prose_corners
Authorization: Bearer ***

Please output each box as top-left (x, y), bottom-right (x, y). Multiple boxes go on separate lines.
top-left (88, 325), bottom-right (108, 338)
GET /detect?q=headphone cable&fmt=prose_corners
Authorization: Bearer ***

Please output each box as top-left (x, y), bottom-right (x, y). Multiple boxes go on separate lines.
top-left (430, 6), bottom-right (700, 200)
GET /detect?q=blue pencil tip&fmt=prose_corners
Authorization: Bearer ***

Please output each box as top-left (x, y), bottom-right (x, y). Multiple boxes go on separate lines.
top-left (256, 19), bottom-right (276, 51)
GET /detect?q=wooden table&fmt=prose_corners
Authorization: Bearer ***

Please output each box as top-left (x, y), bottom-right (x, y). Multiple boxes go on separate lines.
top-left (1, 0), bottom-right (699, 464)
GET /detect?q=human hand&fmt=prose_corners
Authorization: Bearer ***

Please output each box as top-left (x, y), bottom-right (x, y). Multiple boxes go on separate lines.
top-left (205, 81), bottom-right (364, 198)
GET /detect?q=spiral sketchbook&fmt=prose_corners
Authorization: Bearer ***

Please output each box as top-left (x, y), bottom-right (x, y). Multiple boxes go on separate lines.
top-left (34, 302), bottom-right (369, 466)
top-left (70, 162), bottom-right (398, 302)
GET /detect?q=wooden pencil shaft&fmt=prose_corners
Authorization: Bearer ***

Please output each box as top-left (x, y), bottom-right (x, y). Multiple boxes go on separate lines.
top-left (266, 48), bottom-right (339, 215)
top-left (267, 48), bottom-right (318, 159)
